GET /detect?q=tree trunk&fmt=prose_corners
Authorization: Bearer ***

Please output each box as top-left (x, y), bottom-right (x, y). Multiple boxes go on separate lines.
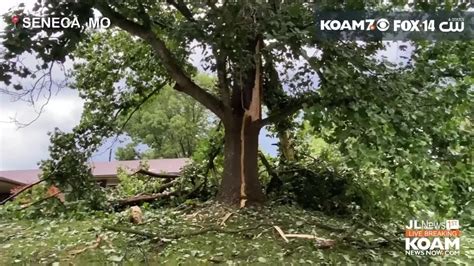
top-left (217, 36), bottom-right (265, 207)
top-left (279, 129), bottom-right (295, 161)
top-left (217, 114), bottom-right (265, 207)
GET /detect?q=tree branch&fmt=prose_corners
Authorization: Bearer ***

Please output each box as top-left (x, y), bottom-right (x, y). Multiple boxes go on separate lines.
top-left (95, 2), bottom-right (225, 119)
top-left (103, 223), bottom-right (270, 239)
top-left (0, 180), bottom-right (44, 205)
top-left (0, 165), bottom-right (58, 205)
top-left (114, 190), bottom-right (182, 208)
top-left (260, 94), bottom-right (356, 128)
top-left (95, 2), bottom-right (150, 36)
top-left (166, 0), bottom-right (196, 22)
top-left (259, 97), bottom-right (314, 127)
top-left (213, 48), bottom-right (231, 107)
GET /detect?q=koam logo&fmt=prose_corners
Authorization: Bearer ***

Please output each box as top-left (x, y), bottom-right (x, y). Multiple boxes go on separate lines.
top-left (404, 219), bottom-right (461, 256)
top-left (320, 19), bottom-right (390, 31)
top-left (12, 15), bottom-right (111, 29)
top-left (406, 237), bottom-right (460, 251)
top-left (320, 19), bottom-right (383, 31)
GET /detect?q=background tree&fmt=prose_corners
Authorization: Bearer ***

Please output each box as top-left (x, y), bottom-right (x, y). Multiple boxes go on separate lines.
top-left (114, 74), bottom-right (214, 160)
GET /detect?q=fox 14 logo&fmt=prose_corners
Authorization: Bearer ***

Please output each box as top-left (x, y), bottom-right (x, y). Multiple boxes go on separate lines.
top-left (405, 219), bottom-right (461, 256)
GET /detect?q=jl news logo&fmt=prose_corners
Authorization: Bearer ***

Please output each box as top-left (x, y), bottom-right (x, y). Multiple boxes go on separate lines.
top-left (405, 219), bottom-right (461, 256)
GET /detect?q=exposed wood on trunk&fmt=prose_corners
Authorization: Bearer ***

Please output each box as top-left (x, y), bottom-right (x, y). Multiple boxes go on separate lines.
top-left (239, 37), bottom-right (263, 208)
top-left (239, 119), bottom-right (247, 208)
top-left (217, 118), bottom-right (265, 205)
top-left (129, 206), bottom-right (144, 224)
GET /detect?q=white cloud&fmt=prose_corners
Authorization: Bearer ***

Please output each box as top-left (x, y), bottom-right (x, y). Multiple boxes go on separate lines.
top-left (0, 1), bottom-right (85, 170)
top-left (0, 90), bottom-right (83, 170)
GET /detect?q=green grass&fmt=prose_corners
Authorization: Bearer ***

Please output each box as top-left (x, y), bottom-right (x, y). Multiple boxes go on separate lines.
top-left (0, 203), bottom-right (472, 265)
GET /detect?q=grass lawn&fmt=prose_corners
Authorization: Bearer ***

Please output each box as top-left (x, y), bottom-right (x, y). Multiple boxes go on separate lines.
top-left (0, 202), bottom-right (472, 265)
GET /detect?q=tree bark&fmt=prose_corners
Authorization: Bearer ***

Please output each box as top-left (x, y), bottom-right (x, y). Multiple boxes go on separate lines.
top-left (216, 36), bottom-right (266, 207)
top-left (217, 114), bottom-right (265, 206)
top-left (279, 129), bottom-right (295, 161)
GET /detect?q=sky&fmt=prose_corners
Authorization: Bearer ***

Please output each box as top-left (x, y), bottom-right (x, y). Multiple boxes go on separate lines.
top-left (0, 1), bottom-right (84, 170)
top-left (0, 0), bottom-right (280, 170)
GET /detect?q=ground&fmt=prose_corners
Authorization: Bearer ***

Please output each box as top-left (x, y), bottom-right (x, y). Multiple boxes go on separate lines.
top-left (0, 202), bottom-right (472, 265)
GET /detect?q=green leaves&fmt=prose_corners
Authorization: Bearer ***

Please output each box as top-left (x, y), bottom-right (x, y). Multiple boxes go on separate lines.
top-left (305, 41), bottom-right (473, 222)
top-left (115, 75), bottom-right (214, 160)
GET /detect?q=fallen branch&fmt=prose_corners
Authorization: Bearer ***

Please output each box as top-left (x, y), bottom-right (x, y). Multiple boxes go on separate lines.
top-left (103, 225), bottom-right (157, 238)
top-left (113, 179), bottom-right (182, 208)
top-left (68, 235), bottom-right (113, 257)
top-left (19, 191), bottom-right (60, 210)
top-left (284, 234), bottom-right (336, 248)
top-left (353, 221), bottom-right (421, 265)
top-left (219, 212), bottom-right (233, 226)
top-left (273, 226), bottom-right (289, 242)
top-left (354, 221), bottom-right (406, 253)
top-left (133, 169), bottom-right (180, 179)
top-left (0, 180), bottom-right (45, 205)
top-left (103, 223), bottom-right (271, 240)
top-left (284, 233), bottom-right (332, 241)
top-left (340, 222), bottom-right (359, 241)
top-left (1, 166), bottom-right (58, 205)
top-left (115, 190), bottom-right (182, 208)
top-left (273, 226), bottom-right (336, 248)
top-left (153, 179), bottom-right (179, 193)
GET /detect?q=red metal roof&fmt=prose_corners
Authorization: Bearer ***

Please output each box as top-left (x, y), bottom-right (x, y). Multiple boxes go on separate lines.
top-left (0, 169), bottom-right (41, 185)
top-left (0, 176), bottom-right (28, 186)
top-left (0, 158), bottom-right (190, 185)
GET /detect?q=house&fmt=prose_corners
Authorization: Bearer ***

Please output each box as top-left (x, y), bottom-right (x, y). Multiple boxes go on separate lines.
top-left (0, 158), bottom-right (189, 201)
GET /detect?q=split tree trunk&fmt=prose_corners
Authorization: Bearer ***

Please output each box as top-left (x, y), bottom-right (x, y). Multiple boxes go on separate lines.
top-left (217, 115), bottom-right (265, 206)
top-left (216, 36), bottom-right (266, 207)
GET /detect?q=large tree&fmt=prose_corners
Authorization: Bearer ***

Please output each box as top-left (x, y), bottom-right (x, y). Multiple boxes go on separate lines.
top-left (1, 1), bottom-right (461, 206)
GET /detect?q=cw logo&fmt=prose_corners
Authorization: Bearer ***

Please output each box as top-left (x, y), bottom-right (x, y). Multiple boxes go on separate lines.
top-left (439, 21), bottom-right (464, 32)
